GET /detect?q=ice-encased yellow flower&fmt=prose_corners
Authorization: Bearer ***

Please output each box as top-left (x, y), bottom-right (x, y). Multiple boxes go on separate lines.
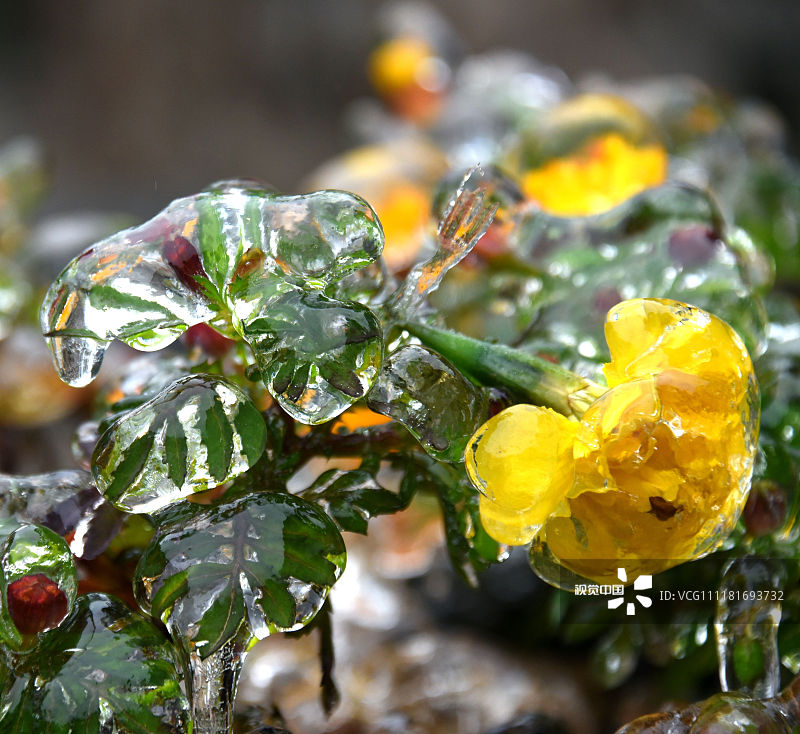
top-left (521, 132), bottom-right (668, 217)
top-left (466, 405), bottom-right (577, 545)
top-left (466, 298), bottom-right (759, 584)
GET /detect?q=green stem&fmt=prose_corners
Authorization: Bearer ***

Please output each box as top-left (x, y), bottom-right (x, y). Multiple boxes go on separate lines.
top-left (403, 322), bottom-right (606, 419)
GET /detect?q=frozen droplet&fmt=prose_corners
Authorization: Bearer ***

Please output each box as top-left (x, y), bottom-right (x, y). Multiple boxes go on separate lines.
top-left (188, 634), bottom-right (249, 734)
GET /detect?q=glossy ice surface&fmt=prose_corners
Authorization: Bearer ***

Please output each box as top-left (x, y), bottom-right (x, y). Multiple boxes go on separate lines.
top-left (0, 518), bottom-right (77, 648)
top-left (92, 374), bottom-right (267, 513)
top-left (715, 558), bottom-right (782, 699)
top-left (467, 298), bottom-right (759, 584)
top-left (40, 183), bottom-right (385, 424)
top-left (368, 344), bottom-right (488, 462)
top-left (0, 593), bottom-right (191, 733)
top-left (134, 492), bottom-right (346, 657)
top-left (465, 405), bottom-right (576, 545)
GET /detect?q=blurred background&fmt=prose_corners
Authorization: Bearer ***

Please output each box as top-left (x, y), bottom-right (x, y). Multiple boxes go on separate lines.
top-left (2, 0), bottom-right (800, 217)
top-left (3, 4), bottom-right (800, 731)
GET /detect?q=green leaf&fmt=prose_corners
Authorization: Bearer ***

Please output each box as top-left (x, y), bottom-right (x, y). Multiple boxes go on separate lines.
top-left (196, 196), bottom-right (233, 292)
top-left (92, 374), bottom-right (267, 513)
top-left (40, 211), bottom-right (217, 387)
top-left (299, 468), bottom-right (409, 534)
top-left (135, 492), bottom-right (346, 659)
top-left (265, 190), bottom-right (383, 282)
top-left (162, 413), bottom-right (189, 489)
top-left (0, 519), bottom-right (77, 649)
top-left (242, 287), bottom-right (383, 424)
top-left (0, 593), bottom-right (191, 733)
top-left (196, 388), bottom-right (235, 481)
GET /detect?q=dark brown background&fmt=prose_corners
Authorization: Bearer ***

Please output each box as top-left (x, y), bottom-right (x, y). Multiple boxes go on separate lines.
top-left (2, 0), bottom-right (799, 216)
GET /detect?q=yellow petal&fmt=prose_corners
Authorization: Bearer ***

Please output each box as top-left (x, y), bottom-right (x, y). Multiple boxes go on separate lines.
top-left (466, 404), bottom-right (576, 545)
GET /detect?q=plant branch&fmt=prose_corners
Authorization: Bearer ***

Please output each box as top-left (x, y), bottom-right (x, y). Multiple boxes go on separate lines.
top-left (403, 321), bottom-right (606, 419)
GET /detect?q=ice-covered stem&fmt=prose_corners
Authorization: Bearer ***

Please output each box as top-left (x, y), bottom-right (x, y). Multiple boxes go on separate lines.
top-left (404, 322), bottom-right (605, 419)
top-left (715, 557), bottom-right (783, 699)
top-left (186, 634), bottom-right (249, 734)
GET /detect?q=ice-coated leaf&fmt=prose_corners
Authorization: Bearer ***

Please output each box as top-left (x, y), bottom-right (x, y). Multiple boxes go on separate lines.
top-left (0, 593), bottom-right (191, 733)
top-left (40, 183), bottom-right (384, 389)
top-left (0, 470), bottom-right (94, 526)
top-left (92, 374), bottom-right (267, 513)
top-left (134, 492), bottom-right (346, 659)
top-left (242, 286), bottom-right (383, 424)
top-left (0, 470), bottom-right (122, 560)
top-left (40, 223), bottom-right (214, 388)
top-left (299, 468), bottom-right (409, 534)
top-left (367, 344), bottom-right (489, 462)
top-left (510, 182), bottom-right (768, 369)
top-left (264, 189), bottom-right (383, 281)
top-left (0, 518), bottom-right (77, 648)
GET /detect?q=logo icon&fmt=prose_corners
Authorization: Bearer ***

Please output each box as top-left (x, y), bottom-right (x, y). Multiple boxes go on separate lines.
top-left (608, 568), bottom-right (652, 615)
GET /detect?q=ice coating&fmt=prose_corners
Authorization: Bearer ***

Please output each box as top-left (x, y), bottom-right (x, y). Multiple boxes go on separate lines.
top-left (368, 344), bottom-right (489, 462)
top-left (544, 300), bottom-right (758, 583)
top-left (40, 184), bottom-right (384, 392)
top-left (39, 213), bottom-right (213, 387)
top-left (0, 469), bottom-right (94, 525)
top-left (513, 182), bottom-right (767, 366)
top-left (0, 469), bottom-right (122, 561)
top-left (388, 166), bottom-right (497, 320)
top-left (465, 405), bottom-right (576, 545)
top-left (133, 491), bottom-right (345, 730)
top-left (92, 375), bottom-right (267, 513)
top-left (715, 558), bottom-right (782, 698)
top-left (0, 593), bottom-right (191, 732)
top-left (0, 519), bottom-right (78, 647)
top-left (241, 285), bottom-right (384, 424)
top-left (466, 298), bottom-right (759, 585)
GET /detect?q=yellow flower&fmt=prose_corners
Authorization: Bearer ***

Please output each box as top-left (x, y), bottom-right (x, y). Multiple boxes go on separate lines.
top-left (521, 132), bottom-right (668, 217)
top-left (466, 299), bottom-right (759, 584)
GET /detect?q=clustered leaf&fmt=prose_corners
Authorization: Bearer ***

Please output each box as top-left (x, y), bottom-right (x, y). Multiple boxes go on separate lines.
top-left (40, 184), bottom-right (386, 425)
top-left (299, 467), bottom-right (410, 534)
top-left (0, 593), bottom-right (191, 733)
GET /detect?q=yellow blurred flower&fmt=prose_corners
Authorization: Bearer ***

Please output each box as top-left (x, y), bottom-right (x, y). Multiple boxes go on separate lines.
top-left (367, 37), bottom-right (446, 121)
top-left (521, 132), bottom-right (668, 217)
